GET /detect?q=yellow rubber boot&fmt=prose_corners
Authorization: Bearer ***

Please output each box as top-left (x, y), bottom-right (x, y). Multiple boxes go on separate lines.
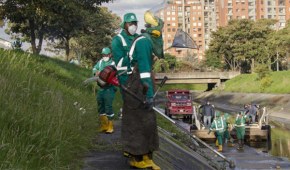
top-left (99, 115), bottom-right (108, 132)
top-left (218, 145), bottom-right (223, 152)
top-left (129, 157), bottom-right (151, 169)
top-left (106, 121), bottom-right (114, 134)
top-left (228, 142), bottom-right (235, 147)
top-left (143, 154), bottom-right (161, 170)
top-left (215, 139), bottom-right (219, 147)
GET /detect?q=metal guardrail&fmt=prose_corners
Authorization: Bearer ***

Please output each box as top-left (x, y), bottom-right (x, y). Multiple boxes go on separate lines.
top-left (154, 106), bottom-right (235, 169)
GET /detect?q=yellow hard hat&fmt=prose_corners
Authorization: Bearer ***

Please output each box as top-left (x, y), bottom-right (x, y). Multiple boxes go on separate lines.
top-left (144, 11), bottom-right (158, 27)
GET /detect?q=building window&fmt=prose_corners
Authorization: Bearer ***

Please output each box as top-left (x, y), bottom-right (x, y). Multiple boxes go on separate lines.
top-left (198, 28), bottom-right (202, 32)
top-left (172, 28), bottom-right (176, 32)
top-left (279, 15), bottom-right (285, 20)
top-left (193, 6), bottom-right (196, 9)
top-left (171, 6), bottom-right (176, 11)
top-left (172, 12), bottom-right (176, 15)
top-left (198, 23), bottom-right (202, 26)
top-left (167, 28), bottom-right (171, 32)
top-left (167, 11), bottom-right (171, 15)
top-left (172, 23), bottom-right (176, 26)
top-left (280, 22), bottom-right (285, 27)
top-left (167, 23), bottom-right (171, 26)
top-left (198, 34), bottom-right (202, 37)
top-left (172, 17), bottom-right (176, 21)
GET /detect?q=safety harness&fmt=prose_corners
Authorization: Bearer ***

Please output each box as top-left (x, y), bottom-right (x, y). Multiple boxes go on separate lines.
top-left (235, 115), bottom-right (246, 127)
top-left (116, 34), bottom-right (129, 72)
top-left (210, 117), bottom-right (225, 132)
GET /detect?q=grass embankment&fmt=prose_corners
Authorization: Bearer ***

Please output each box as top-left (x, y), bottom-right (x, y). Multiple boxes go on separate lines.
top-left (0, 49), bottom-right (110, 169)
top-left (161, 84), bottom-right (207, 92)
top-left (223, 71), bottom-right (290, 94)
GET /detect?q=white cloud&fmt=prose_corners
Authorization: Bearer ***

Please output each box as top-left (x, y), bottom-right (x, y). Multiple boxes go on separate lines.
top-left (103, 0), bottom-right (165, 32)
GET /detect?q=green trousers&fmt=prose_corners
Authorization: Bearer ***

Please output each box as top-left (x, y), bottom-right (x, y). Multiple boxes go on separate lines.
top-left (97, 86), bottom-right (116, 119)
top-left (236, 127), bottom-right (245, 140)
top-left (224, 129), bottom-right (231, 140)
top-left (215, 131), bottom-right (224, 145)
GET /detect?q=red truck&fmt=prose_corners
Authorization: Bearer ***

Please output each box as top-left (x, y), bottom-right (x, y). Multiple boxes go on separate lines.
top-left (165, 90), bottom-right (193, 122)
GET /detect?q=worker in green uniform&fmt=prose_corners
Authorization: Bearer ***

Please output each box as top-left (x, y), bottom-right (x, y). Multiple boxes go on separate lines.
top-left (121, 11), bottom-right (163, 170)
top-left (235, 111), bottom-right (247, 150)
top-left (92, 47), bottom-right (116, 134)
top-left (111, 13), bottom-right (139, 89)
top-left (223, 113), bottom-right (235, 147)
top-left (208, 111), bottom-right (225, 152)
top-left (111, 12), bottom-right (139, 159)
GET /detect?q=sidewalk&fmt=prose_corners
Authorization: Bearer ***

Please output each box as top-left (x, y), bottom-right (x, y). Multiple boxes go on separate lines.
top-left (82, 120), bottom-right (215, 170)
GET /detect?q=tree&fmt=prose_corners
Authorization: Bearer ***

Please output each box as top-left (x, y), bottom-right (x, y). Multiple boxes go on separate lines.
top-left (205, 19), bottom-right (275, 72)
top-left (0, 0), bottom-right (111, 55)
top-left (164, 53), bottom-right (177, 70)
top-left (71, 7), bottom-right (121, 63)
top-left (265, 21), bottom-right (290, 71)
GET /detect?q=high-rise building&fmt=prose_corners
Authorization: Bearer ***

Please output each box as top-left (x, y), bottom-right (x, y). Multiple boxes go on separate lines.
top-left (160, 0), bottom-right (290, 60)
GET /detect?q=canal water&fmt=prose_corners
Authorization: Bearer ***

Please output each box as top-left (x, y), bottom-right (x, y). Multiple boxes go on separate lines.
top-left (270, 127), bottom-right (290, 161)
top-left (249, 126), bottom-right (290, 161)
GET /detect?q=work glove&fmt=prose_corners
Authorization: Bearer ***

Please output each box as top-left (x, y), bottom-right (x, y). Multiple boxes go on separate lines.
top-left (144, 97), bottom-right (154, 111)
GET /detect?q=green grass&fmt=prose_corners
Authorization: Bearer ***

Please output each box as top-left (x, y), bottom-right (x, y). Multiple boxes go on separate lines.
top-left (0, 49), bottom-right (103, 169)
top-left (223, 71), bottom-right (290, 93)
top-left (161, 84), bottom-right (207, 92)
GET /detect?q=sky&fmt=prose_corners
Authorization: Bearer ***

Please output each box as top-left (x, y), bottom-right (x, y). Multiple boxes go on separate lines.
top-left (103, 0), bottom-right (164, 33)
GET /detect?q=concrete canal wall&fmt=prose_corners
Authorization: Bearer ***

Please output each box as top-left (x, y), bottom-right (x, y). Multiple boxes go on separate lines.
top-left (191, 91), bottom-right (290, 129)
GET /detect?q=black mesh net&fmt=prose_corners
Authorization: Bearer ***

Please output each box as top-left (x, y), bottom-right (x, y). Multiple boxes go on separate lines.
top-left (172, 29), bottom-right (198, 49)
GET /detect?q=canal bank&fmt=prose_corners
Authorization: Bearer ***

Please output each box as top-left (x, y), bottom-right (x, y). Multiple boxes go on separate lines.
top-left (191, 91), bottom-right (290, 125)
top-left (191, 91), bottom-right (290, 161)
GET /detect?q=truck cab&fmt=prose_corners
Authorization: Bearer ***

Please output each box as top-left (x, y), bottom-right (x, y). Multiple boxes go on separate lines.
top-left (165, 90), bottom-right (193, 121)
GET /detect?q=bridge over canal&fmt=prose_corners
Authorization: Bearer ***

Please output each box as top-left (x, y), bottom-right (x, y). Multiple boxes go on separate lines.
top-left (155, 72), bottom-right (240, 90)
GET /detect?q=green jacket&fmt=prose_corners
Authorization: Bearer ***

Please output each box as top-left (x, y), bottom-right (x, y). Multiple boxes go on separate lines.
top-left (92, 58), bottom-right (115, 75)
top-left (129, 35), bottom-right (154, 98)
top-left (111, 30), bottom-right (138, 74)
top-left (235, 114), bottom-right (247, 127)
top-left (210, 117), bottom-right (225, 133)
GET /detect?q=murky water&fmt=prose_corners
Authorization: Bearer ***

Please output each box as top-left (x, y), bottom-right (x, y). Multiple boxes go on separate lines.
top-left (250, 126), bottom-right (290, 161)
top-left (270, 127), bottom-right (290, 160)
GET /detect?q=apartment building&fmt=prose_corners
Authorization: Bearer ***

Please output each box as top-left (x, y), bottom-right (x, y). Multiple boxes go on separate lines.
top-left (160, 0), bottom-right (290, 60)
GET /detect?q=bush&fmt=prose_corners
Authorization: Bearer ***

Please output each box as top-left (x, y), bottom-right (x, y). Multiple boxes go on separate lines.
top-left (255, 64), bottom-right (271, 80)
top-left (260, 76), bottom-right (273, 91)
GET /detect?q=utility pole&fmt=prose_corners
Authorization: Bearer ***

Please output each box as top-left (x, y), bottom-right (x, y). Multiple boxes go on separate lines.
top-left (276, 51), bottom-right (279, 71)
top-left (182, 0), bottom-right (185, 32)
